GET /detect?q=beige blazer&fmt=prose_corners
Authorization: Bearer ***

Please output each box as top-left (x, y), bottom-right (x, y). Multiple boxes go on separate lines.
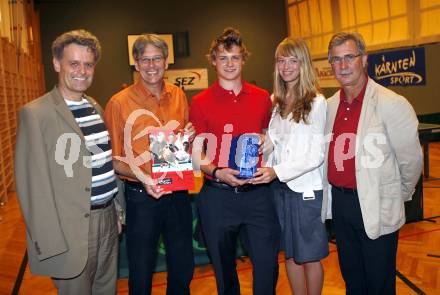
top-left (15, 87), bottom-right (118, 278)
top-left (321, 78), bottom-right (422, 239)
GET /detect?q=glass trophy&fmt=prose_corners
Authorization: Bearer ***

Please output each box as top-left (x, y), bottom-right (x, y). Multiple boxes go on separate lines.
top-left (228, 134), bottom-right (259, 179)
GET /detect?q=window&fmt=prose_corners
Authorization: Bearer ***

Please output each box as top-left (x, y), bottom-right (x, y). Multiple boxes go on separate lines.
top-left (287, 0), bottom-right (334, 56)
top-left (286, 0), bottom-right (440, 57)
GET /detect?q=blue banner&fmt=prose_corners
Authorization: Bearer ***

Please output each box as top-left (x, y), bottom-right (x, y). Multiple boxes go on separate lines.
top-left (367, 47), bottom-right (425, 87)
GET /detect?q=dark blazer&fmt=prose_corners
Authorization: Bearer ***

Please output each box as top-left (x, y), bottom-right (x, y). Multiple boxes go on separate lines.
top-left (15, 86), bottom-right (120, 278)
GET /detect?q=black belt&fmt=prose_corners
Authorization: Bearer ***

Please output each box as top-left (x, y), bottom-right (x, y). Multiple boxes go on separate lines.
top-left (91, 198), bottom-right (113, 210)
top-left (204, 178), bottom-right (258, 193)
top-left (331, 184), bottom-right (358, 195)
top-left (124, 180), bottom-right (143, 188)
top-left (273, 181), bottom-right (289, 190)
top-left (124, 180), bottom-right (187, 194)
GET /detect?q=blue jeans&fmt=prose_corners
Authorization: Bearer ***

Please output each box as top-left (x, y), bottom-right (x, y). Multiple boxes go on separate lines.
top-left (125, 182), bottom-right (194, 295)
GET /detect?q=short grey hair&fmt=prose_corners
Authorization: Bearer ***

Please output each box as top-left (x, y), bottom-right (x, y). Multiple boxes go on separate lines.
top-left (132, 34), bottom-right (168, 61)
top-left (328, 32), bottom-right (366, 61)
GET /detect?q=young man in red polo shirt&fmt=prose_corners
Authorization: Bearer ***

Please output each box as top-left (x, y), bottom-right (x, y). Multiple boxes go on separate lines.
top-left (190, 28), bottom-right (280, 295)
top-left (322, 32), bottom-right (422, 295)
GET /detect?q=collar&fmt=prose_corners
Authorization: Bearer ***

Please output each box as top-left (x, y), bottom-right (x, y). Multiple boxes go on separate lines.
top-left (52, 85), bottom-right (88, 105)
top-left (133, 80), bottom-right (172, 103)
top-left (212, 80), bottom-right (251, 98)
top-left (340, 75), bottom-right (368, 104)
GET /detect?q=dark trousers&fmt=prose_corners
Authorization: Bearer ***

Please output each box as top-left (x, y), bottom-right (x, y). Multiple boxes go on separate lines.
top-left (331, 187), bottom-right (399, 295)
top-left (197, 184), bottom-right (280, 295)
top-left (125, 182), bottom-right (194, 295)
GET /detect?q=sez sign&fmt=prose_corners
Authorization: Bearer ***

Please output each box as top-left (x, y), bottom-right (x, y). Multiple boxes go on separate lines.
top-left (164, 68), bottom-right (208, 90)
top-left (367, 47), bottom-right (425, 87)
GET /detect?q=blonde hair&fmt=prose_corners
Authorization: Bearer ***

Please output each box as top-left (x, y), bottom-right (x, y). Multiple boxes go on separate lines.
top-left (273, 38), bottom-right (320, 124)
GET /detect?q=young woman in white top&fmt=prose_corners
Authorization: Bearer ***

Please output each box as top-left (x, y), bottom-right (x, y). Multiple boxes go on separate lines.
top-left (250, 37), bottom-right (329, 295)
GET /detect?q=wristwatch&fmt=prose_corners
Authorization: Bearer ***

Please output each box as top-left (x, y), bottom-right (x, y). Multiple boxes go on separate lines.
top-left (212, 167), bottom-right (223, 182)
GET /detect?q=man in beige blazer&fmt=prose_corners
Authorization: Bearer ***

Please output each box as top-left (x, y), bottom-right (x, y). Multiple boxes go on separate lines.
top-left (15, 30), bottom-right (123, 294)
top-left (321, 32), bottom-right (422, 294)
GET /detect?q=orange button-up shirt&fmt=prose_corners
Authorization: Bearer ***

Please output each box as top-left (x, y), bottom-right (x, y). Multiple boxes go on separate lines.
top-left (104, 80), bottom-right (189, 181)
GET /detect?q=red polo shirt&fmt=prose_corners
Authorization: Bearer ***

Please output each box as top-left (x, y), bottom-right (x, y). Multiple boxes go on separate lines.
top-left (189, 80), bottom-right (272, 168)
top-left (328, 80), bottom-right (368, 188)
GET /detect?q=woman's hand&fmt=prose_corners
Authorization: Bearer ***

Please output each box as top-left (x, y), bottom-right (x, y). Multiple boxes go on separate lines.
top-left (250, 167), bottom-right (277, 184)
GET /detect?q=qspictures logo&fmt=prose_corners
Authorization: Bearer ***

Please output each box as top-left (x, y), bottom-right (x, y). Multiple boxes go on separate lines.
top-left (54, 108), bottom-right (391, 185)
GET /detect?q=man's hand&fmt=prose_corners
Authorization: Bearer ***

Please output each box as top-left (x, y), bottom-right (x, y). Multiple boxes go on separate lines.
top-left (216, 168), bottom-right (249, 187)
top-left (117, 220), bottom-right (123, 234)
top-left (249, 167), bottom-right (277, 184)
top-left (184, 122), bottom-right (196, 142)
top-left (144, 183), bottom-right (171, 199)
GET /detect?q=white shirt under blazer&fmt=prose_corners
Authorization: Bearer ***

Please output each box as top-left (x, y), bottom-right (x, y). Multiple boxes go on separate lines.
top-left (266, 94), bottom-right (327, 198)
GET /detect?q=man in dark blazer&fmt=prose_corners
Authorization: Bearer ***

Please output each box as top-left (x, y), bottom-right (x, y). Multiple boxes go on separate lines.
top-left (15, 30), bottom-right (123, 295)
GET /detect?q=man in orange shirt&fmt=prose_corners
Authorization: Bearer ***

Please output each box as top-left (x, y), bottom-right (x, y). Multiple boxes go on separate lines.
top-left (105, 34), bottom-right (194, 295)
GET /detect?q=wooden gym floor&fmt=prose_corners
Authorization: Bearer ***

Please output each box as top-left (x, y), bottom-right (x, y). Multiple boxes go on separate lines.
top-left (1, 142), bottom-right (439, 295)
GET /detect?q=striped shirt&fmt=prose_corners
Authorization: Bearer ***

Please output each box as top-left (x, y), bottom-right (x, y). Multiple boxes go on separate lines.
top-left (65, 98), bottom-right (118, 205)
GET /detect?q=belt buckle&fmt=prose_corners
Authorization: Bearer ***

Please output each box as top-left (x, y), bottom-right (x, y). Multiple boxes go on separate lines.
top-left (234, 186), bottom-right (239, 194)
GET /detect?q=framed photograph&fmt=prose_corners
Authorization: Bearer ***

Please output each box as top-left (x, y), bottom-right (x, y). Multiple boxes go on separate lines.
top-left (127, 34), bottom-right (174, 65)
